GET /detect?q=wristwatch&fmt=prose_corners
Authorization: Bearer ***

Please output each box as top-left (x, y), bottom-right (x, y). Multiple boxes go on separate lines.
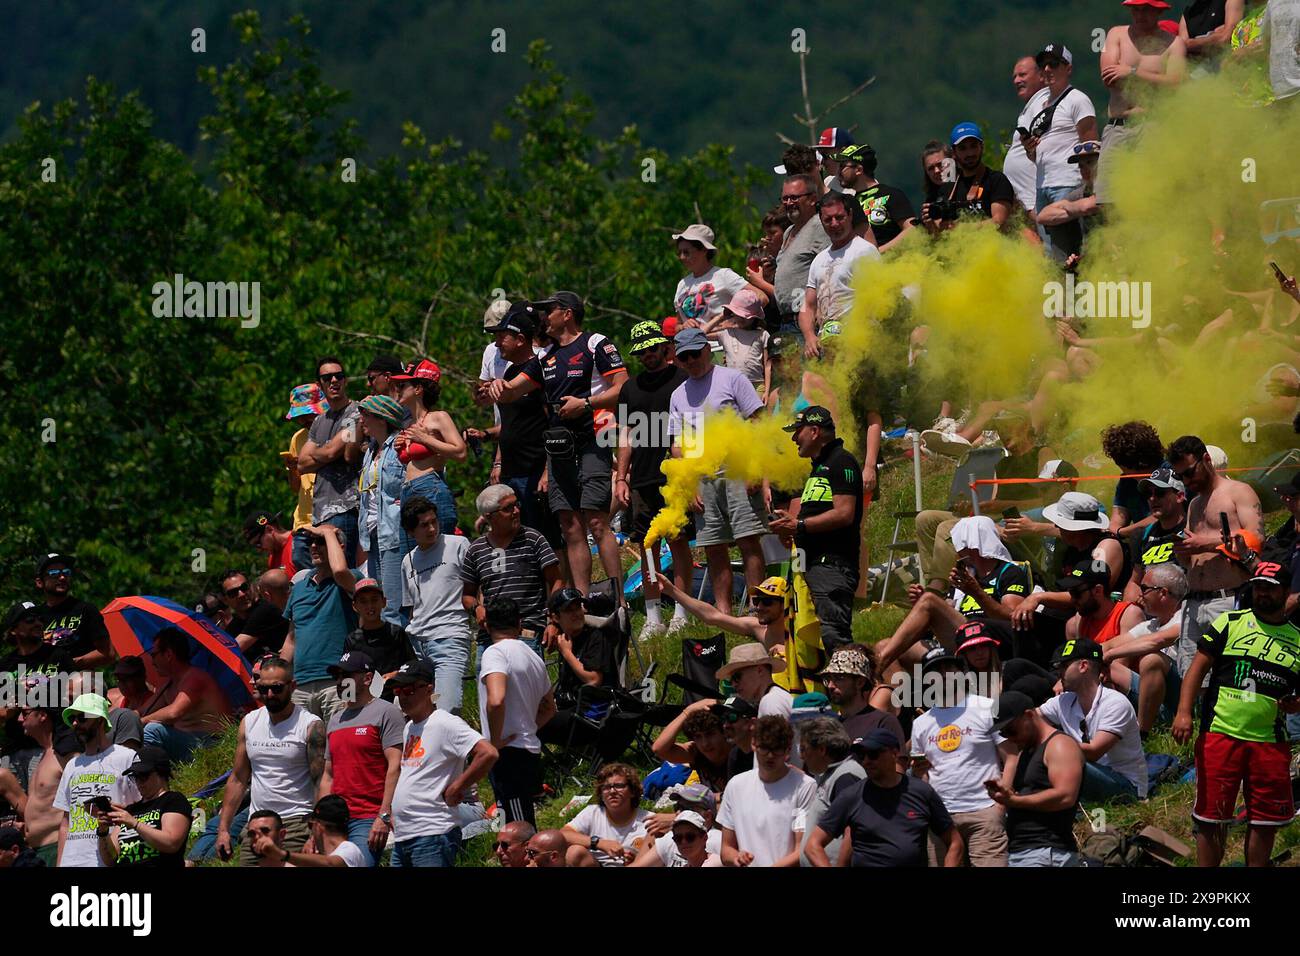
top-left (796, 518), bottom-right (807, 536)
top-left (379, 811), bottom-right (392, 826)
top-left (589, 834), bottom-right (600, 852)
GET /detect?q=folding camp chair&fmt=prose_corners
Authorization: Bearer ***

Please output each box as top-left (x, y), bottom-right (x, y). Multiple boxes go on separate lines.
top-left (1247, 442), bottom-right (1300, 513)
top-left (880, 446), bottom-right (1007, 604)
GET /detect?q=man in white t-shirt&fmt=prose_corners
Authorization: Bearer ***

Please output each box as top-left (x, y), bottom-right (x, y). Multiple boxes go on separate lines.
top-left (400, 495), bottom-right (472, 714)
top-left (1019, 43), bottom-right (1098, 258)
top-left (53, 694), bottom-right (141, 867)
top-left (1041, 638), bottom-right (1148, 801)
top-left (672, 223), bottom-right (754, 327)
top-left (478, 597), bottom-right (557, 829)
top-left (1005, 55), bottom-right (1048, 218)
top-left (718, 716), bottom-right (816, 866)
top-left (1104, 561), bottom-right (1186, 734)
top-left (563, 763), bottom-right (656, 867)
top-left (798, 191), bottom-right (880, 361)
top-left (389, 660), bottom-right (498, 867)
top-left (909, 649), bottom-right (1013, 866)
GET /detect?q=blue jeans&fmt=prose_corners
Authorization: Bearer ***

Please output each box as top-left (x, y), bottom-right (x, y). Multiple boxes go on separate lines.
top-left (366, 532), bottom-right (407, 628)
top-left (1036, 184), bottom-right (1079, 260)
top-left (142, 723), bottom-right (217, 763)
top-left (323, 509), bottom-right (362, 567)
top-left (291, 529), bottom-right (313, 574)
top-left (347, 816), bottom-right (378, 867)
top-left (391, 828), bottom-right (462, 867)
top-left (401, 472), bottom-right (458, 554)
top-left (1080, 761), bottom-right (1139, 803)
top-left (1009, 846), bottom-right (1081, 867)
top-left (189, 805), bottom-right (248, 862)
top-left (410, 631), bottom-right (470, 715)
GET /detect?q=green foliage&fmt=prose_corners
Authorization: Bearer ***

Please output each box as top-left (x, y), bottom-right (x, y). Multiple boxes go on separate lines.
top-left (0, 13), bottom-right (764, 613)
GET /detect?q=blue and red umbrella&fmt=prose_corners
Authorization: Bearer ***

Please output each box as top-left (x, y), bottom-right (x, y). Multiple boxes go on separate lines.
top-left (102, 595), bottom-right (256, 712)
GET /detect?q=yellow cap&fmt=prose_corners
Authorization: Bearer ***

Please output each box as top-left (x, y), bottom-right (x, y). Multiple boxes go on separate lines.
top-left (750, 577), bottom-right (789, 599)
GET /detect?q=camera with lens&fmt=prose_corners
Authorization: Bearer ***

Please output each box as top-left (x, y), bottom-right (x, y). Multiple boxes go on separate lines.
top-left (929, 197), bottom-right (970, 222)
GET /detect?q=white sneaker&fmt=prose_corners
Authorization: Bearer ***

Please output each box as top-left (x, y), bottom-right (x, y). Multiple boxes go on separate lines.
top-left (920, 428), bottom-right (972, 461)
top-left (666, 615), bottom-right (690, 636)
top-left (929, 415), bottom-right (961, 433)
top-left (638, 620), bottom-right (666, 643)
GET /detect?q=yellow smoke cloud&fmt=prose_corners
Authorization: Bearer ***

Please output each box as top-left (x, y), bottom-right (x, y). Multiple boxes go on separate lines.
top-left (643, 410), bottom-right (811, 549)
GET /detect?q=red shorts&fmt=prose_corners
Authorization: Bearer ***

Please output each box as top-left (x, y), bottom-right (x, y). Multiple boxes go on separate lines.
top-left (1193, 731), bottom-right (1294, 825)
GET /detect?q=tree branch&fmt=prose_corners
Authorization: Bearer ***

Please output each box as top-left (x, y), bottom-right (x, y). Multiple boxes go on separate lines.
top-left (587, 301), bottom-right (653, 324)
top-left (799, 51), bottom-right (814, 142)
top-left (819, 76), bottom-right (876, 120)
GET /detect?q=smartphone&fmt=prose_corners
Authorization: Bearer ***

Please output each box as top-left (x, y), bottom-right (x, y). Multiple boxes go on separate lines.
top-left (1270, 261), bottom-right (1286, 281)
top-left (1219, 512), bottom-right (1232, 546)
top-left (83, 795), bottom-right (112, 815)
top-left (1002, 507), bottom-right (1021, 520)
top-left (1016, 126), bottom-right (1030, 139)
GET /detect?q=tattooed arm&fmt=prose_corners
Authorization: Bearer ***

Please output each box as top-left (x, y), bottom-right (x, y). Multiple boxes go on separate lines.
top-left (306, 720), bottom-right (328, 801)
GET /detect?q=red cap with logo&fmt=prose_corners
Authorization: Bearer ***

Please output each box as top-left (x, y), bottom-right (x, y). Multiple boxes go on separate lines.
top-left (392, 359), bottom-right (441, 383)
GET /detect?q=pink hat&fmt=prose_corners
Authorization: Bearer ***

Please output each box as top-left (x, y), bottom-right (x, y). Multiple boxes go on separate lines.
top-left (723, 288), bottom-right (765, 324)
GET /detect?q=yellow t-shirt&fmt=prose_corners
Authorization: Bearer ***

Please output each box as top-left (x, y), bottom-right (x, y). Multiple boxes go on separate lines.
top-left (289, 428), bottom-right (315, 531)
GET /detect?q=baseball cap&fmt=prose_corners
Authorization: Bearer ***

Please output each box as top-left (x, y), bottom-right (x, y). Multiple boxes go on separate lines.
top-left (483, 298), bottom-right (512, 331)
top-left (782, 405), bottom-right (835, 432)
top-left (955, 620), bottom-right (1001, 656)
top-left (1123, 0), bottom-right (1171, 8)
top-left (950, 122), bottom-right (983, 146)
top-left (63, 693), bottom-right (113, 730)
top-left (672, 224), bottom-right (717, 251)
top-left (1139, 465), bottom-right (1186, 496)
top-left (1250, 560), bottom-right (1291, 587)
top-left (2, 601), bottom-right (40, 634)
top-left (357, 394), bottom-right (406, 429)
top-left (390, 358), bottom-right (441, 384)
top-left (710, 695), bottom-right (759, 721)
top-left (113, 655), bottom-right (147, 678)
top-left (243, 510), bottom-right (281, 542)
top-left (830, 142), bottom-right (875, 165)
top-left (921, 645), bottom-right (966, 674)
top-left (991, 690), bottom-right (1035, 733)
top-left (387, 660), bottom-right (438, 691)
top-left (673, 810), bottom-right (710, 834)
top-left (1051, 637), bottom-right (1104, 666)
top-left (673, 327), bottom-right (710, 354)
top-left (670, 783), bottom-right (717, 812)
top-left (817, 127), bottom-right (855, 158)
top-left (1043, 491), bottom-right (1108, 531)
top-left (1010, 675), bottom-right (1056, 707)
top-left (327, 650), bottom-right (376, 677)
top-left (1056, 558), bottom-right (1112, 592)
top-left (750, 576), bottom-right (789, 600)
top-left (629, 320), bottom-right (670, 353)
top-left (532, 291), bottom-right (585, 322)
top-left (850, 728), bottom-right (902, 754)
top-left (1067, 140), bottom-right (1102, 163)
top-left (285, 383), bottom-right (326, 421)
top-left (124, 745), bottom-right (172, 779)
top-left (307, 795), bottom-right (351, 829)
top-left (37, 553), bottom-right (74, 576)
top-left (817, 645), bottom-right (872, 680)
top-left (1036, 43), bottom-right (1073, 66)
top-left (548, 587), bottom-right (586, 613)
top-left (486, 300), bottom-right (539, 338)
top-left (722, 288), bottom-right (765, 324)
top-left (365, 353), bottom-right (404, 375)
top-left (1273, 473), bottom-right (1300, 497)
top-left (352, 577), bottom-right (383, 597)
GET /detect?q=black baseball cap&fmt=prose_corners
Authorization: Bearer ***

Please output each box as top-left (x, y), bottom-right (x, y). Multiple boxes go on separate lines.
top-left (37, 553), bottom-right (74, 576)
top-left (1250, 559), bottom-right (1291, 587)
top-left (548, 587), bottom-right (586, 613)
top-left (242, 510), bottom-right (281, 541)
top-left (487, 300), bottom-right (539, 338)
top-left (327, 650), bottom-right (375, 677)
top-left (782, 405), bottom-right (835, 432)
top-left (1055, 559), bottom-right (1111, 593)
top-left (710, 695), bottom-right (759, 721)
top-left (1036, 42), bottom-right (1073, 66)
top-left (387, 659), bottom-right (437, 689)
top-left (365, 353), bottom-right (404, 375)
top-left (850, 728), bottom-right (903, 753)
top-left (921, 645), bottom-right (966, 674)
top-left (1051, 637), bottom-right (1104, 667)
top-left (125, 745), bottom-right (172, 778)
top-left (533, 291), bottom-right (585, 322)
top-left (992, 690), bottom-right (1035, 733)
top-left (2, 601), bottom-right (40, 633)
top-left (307, 795), bottom-right (351, 829)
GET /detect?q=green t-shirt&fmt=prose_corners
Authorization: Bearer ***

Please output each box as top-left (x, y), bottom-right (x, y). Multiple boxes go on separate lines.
top-left (1198, 610), bottom-right (1300, 742)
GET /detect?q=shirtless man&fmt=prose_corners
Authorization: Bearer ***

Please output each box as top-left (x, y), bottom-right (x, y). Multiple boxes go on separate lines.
top-left (140, 627), bottom-right (230, 762)
top-left (655, 575), bottom-right (789, 655)
top-left (106, 656), bottom-right (153, 712)
top-left (1169, 435), bottom-right (1265, 676)
top-left (1096, 0), bottom-right (1186, 204)
top-left (10, 706), bottom-right (79, 865)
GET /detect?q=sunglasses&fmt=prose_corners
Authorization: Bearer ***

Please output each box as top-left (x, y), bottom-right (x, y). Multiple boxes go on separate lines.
top-left (672, 831), bottom-right (703, 844)
top-left (44, 569), bottom-right (73, 578)
top-left (1138, 584), bottom-right (1166, 597)
top-left (319, 372), bottom-right (347, 383)
top-left (524, 847), bottom-right (554, 859)
top-left (753, 596), bottom-right (782, 606)
top-left (224, 582), bottom-right (251, 598)
top-left (1078, 717), bottom-right (1091, 745)
top-left (1171, 461), bottom-right (1202, 482)
top-left (493, 840), bottom-right (519, 852)
top-left (255, 683), bottom-right (287, 695)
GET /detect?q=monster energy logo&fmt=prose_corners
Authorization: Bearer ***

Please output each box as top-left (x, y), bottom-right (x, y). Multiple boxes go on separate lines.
top-left (1234, 660), bottom-right (1251, 686)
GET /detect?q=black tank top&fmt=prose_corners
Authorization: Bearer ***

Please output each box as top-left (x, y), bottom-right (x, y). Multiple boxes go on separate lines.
top-left (1007, 731), bottom-right (1078, 854)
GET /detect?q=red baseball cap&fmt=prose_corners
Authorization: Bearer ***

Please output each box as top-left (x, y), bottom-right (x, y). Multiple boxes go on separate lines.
top-left (1123, 0), bottom-right (1171, 9)
top-left (391, 359), bottom-right (441, 383)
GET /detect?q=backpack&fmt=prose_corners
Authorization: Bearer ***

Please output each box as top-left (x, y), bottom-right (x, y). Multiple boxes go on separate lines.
top-left (1079, 826), bottom-right (1146, 867)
